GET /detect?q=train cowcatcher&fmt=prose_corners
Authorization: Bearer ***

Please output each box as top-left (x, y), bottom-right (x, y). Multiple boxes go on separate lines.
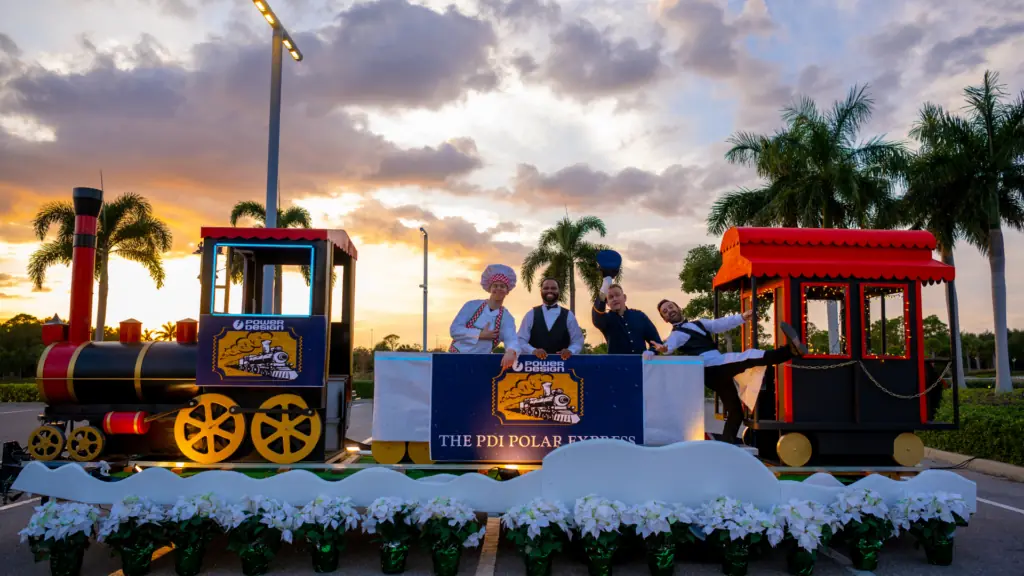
top-left (17, 186), bottom-right (962, 474)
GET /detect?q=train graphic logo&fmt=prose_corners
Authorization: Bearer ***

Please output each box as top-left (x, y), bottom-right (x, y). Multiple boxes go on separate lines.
top-left (492, 371), bottom-right (583, 426)
top-left (213, 330), bottom-right (302, 381)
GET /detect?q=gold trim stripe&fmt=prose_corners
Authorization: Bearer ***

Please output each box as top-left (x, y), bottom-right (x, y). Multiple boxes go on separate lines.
top-left (134, 341), bottom-right (155, 401)
top-left (65, 342), bottom-right (88, 403)
top-left (36, 343), bottom-right (56, 404)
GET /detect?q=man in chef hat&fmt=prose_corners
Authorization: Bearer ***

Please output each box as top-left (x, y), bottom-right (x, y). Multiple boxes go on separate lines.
top-left (448, 264), bottom-right (521, 369)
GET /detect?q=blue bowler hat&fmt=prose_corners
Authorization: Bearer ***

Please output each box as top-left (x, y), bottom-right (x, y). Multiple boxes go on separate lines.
top-left (596, 249), bottom-right (621, 277)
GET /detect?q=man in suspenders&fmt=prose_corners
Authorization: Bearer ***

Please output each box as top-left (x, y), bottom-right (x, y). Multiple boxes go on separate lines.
top-left (652, 299), bottom-right (808, 444)
top-left (516, 278), bottom-right (585, 360)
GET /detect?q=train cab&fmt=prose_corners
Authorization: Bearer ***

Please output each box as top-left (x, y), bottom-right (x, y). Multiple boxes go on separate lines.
top-left (187, 227), bottom-right (358, 464)
top-left (710, 227), bottom-right (960, 468)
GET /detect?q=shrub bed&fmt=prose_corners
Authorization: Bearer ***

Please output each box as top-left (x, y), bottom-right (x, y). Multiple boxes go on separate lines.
top-left (920, 389), bottom-right (1024, 467)
top-left (0, 383), bottom-right (40, 403)
top-left (353, 379), bottom-right (373, 399)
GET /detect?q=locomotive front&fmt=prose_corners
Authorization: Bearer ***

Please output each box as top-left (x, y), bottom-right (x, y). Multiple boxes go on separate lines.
top-left (26, 187), bottom-right (359, 466)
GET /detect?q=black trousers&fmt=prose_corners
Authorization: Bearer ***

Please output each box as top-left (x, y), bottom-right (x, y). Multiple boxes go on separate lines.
top-left (706, 347), bottom-right (794, 443)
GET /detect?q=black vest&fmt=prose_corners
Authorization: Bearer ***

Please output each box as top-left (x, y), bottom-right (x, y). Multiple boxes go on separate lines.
top-left (529, 306), bottom-right (571, 353)
top-left (671, 320), bottom-right (718, 355)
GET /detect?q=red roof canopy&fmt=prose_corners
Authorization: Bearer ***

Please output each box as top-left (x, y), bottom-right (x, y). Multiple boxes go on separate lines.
top-left (712, 227), bottom-right (954, 289)
top-left (200, 227), bottom-right (358, 260)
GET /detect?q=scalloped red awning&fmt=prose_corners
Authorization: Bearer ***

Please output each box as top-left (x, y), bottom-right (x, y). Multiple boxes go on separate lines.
top-left (200, 227), bottom-right (358, 260)
top-left (712, 227), bottom-right (954, 289)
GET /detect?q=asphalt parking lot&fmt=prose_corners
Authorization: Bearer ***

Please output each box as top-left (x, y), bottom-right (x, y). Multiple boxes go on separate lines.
top-left (1, 401), bottom-right (1022, 575)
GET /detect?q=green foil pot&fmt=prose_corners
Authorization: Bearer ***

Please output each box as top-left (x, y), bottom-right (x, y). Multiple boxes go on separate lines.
top-left (380, 541), bottom-right (410, 574)
top-left (849, 537), bottom-right (881, 571)
top-left (923, 538), bottom-right (954, 566)
top-left (786, 547), bottom-right (817, 576)
top-left (173, 542), bottom-right (206, 576)
top-left (118, 543), bottom-right (157, 576)
top-left (721, 540), bottom-right (749, 576)
top-left (48, 544), bottom-right (86, 576)
top-left (522, 550), bottom-right (553, 576)
top-left (430, 543), bottom-right (462, 576)
top-left (238, 541), bottom-right (277, 576)
top-left (311, 541), bottom-right (341, 573)
top-left (582, 542), bottom-right (617, 576)
top-left (644, 539), bottom-right (675, 576)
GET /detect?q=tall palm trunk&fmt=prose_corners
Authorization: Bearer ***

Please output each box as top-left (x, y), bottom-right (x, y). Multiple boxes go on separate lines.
top-left (940, 246), bottom-right (967, 389)
top-left (987, 227), bottom-right (1013, 393)
top-left (568, 262), bottom-right (576, 315)
top-left (94, 251), bottom-right (110, 341)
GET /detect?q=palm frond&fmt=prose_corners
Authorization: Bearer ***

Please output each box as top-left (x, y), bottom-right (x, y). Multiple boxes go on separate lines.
top-left (230, 201), bottom-right (267, 226)
top-left (520, 247), bottom-right (557, 292)
top-left (27, 241), bottom-right (73, 290)
top-left (280, 206), bottom-right (312, 229)
top-left (116, 247), bottom-right (167, 289)
top-left (706, 187), bottom-right (775, 235)
top-left (32, 201), bottom-right (75, 242)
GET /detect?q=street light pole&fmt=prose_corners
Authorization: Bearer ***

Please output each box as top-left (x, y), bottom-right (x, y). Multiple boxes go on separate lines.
top-left (252, 0), bottom-right (302, 314)
top-left (419, 227), bottom-right (428, 352)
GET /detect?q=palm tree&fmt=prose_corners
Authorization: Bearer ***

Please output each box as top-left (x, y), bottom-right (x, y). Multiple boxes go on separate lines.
top-left (520, 216), bottom-right (612, 314)
top-left (28, 192), bottom-right (172, 341)
top-left (229, 201), bottom-right (312, 315)
top-left (709, 84), bottom-right (905, 234)
top-left (708, 85), bottom-right (904, 353)
top-left (142, 329), bottom-right (156, 342)
top-left (906, 71), bottom-right (1024, 393)
top-left (155, 321), bottom-right (176, 342)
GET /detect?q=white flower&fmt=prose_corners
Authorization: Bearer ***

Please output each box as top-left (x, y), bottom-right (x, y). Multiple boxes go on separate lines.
top-left (19, 501), bottom-right (100, 544)
top-left (830, 488), bottom-right (889, 528)
top-left (890, 492), bottom-right (970, 537)
top-left (573, 494), bottom-right (626, 540)
top-left (623, 501), bottom-right (674, 539)
top-left (772, 500), bottom-right (836, 552)
top-left (214, 496), bottom-right (296, 543)
top-left (97, 495), bottom-right (166, 541)
top-left (412, 497), bottom-right (485, 548)
top-left (167, 493), bottom-right (222, 523)
top-left (501, 498), bottom-right (572, 541)
top-left (298, 496), bottom-right (361, 533)
top-left (363, 497), bottom-right (417, 535)
top-left (695, 497), bottom-right (774, 542)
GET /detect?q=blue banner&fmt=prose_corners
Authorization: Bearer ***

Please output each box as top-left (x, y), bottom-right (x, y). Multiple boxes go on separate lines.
top-left (430, 354), bottom-right (644, 462)
top-left (196, 315), bottom-right (327, 387)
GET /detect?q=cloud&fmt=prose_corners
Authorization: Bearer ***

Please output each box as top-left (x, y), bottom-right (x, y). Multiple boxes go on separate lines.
top-left (0, 293), bottom-right (25, 300)
top-left (365, 138), bottom-right (483, 185)
top-left (925, 22), bottom-right (1024, 75)
top-left (518, 18), bottom-right (667, 99)
top-left (478, 0), bottom-right (561, 26)
top-left (511, 161), bottom-right (726, 216)
top-left (0, 272), bottom-right (50, 292)
top-left (342, 199), bottom-right (529, 265)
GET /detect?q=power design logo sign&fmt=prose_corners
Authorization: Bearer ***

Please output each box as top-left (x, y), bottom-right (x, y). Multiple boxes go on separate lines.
top-left (196, 315), bottom-right (328, 387)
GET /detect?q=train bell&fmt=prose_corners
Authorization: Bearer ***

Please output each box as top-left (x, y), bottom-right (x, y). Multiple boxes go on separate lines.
top-left (596, 249), bottom-right (622, 278)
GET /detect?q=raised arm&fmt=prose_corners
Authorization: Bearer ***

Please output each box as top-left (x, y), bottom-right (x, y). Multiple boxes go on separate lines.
top-left (566, 311), bottom-right (585, 354)
top-left (701, 313), bottom-right (746, 334)
top-left (591, 294), bottom-right (609, 331)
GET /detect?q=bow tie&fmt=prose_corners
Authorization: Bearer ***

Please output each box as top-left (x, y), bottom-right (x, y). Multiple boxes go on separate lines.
top-left (545, 304), bottom-right (559, 310)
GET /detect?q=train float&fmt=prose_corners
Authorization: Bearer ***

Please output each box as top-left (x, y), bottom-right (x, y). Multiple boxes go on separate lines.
top-left (17, 186), bottom-right (961, 474)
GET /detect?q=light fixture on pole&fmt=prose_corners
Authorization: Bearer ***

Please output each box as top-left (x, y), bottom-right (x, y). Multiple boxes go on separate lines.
top-left (419, 227), bottom-right (428, 352)
top-left (252, 0), bottom-right (302, 314)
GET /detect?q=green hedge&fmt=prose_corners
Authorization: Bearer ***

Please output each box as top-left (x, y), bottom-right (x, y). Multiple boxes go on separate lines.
top-left (352, 379), bottom-right (373, 399)
top-left (0, 383), bottom-right (41, 403)
top-left (920, 389), bottom-right (1024, 466)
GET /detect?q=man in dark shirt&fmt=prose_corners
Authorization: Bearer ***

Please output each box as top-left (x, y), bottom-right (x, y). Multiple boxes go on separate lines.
top-left (592, 277), bottom-right (662, 357)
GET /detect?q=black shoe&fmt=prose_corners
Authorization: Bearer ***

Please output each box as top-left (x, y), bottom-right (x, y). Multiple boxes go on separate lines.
top-left (780, 322), bottom-right (808, 356)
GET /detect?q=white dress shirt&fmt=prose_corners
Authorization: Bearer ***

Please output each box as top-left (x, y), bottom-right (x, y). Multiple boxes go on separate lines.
top-left (516, 305), bottom-right (585, 355)
top-left (449, 299), bottom-right (520, 354)
top-left (662, 314), bottom-right (765, 366)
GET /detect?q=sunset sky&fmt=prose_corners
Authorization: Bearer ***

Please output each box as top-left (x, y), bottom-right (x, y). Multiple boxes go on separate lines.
top-left (2, 0), bottom-right (1024, 349)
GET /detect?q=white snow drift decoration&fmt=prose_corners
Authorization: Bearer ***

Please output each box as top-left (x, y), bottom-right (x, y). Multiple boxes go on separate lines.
top-left (12, 440), bottom-right (977, 514)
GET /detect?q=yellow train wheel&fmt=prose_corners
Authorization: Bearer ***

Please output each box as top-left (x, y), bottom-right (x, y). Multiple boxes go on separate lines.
top-left (371, 441), bottom-right (407, 464)
top-left (174, 393), bottom-right (246, 464)
top-left (27, 425), bottom-right (65, 461)
top-left (893, 432), bottom-right (924, 467)
top-left (407, 442), bottom-right (434, 464)
top-left (251, 394), bottom-right (322, 465)
top-left (67, 426), bottom-right (105, 462)
top-left (777, 433), bottom-right (812, 467)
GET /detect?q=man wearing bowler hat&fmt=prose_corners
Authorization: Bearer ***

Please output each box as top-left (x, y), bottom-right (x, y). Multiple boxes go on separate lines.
top-left (591, 250), bottom-right (662, 357)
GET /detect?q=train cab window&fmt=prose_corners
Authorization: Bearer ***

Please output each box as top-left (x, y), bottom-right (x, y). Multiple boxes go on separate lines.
top-left (862, 284), bottom-right (909, 358)
top-left (801, 283), bottom-right (850, 358)
top-left (209, 243), bottom-right (315, 316)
